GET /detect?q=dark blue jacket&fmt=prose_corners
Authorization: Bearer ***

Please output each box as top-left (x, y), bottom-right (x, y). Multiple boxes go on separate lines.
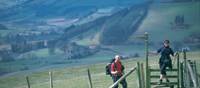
top-left (157, 46), bottom-right (174, 64)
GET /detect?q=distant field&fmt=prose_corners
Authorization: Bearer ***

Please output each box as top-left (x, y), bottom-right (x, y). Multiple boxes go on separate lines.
top-left (0, 44), bottom-right (145, 74)
top-left (0, 2), bottom-right (199, 88)
top-left (74, 2), bottom-right (200, 46)
top-left (130, 2), bottom-right (200, 43)
top-left (0, 51), bottom-right (199, 88)
top-left (0, 28), bottom-right (27, 36)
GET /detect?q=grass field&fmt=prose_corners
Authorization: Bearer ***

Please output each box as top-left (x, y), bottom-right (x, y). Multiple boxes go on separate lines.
top-left (0, 1), bottom-right (199, 88)
top-left (0, 44), bottom-right (148, 75)
top-left (0, 51), bottom-right (199, 88)
top-left (130, 2), bottom-right (200, 43)
top-left (73, 2), bottom-right (200, 46)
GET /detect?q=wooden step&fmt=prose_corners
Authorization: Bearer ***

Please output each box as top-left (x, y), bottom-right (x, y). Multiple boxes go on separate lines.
top-left (149, 69), bottom-right (178, 72)
top-left (153, 85), bottom-right (175, 88)
top-left (150, 75), bottom-right (178, 78)
top-left (150, 82), bottom-right (178, 85)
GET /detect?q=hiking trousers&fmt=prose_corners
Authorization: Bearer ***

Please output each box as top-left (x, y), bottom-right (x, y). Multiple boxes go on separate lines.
top-left (112, 75), bottom-right (127, 88)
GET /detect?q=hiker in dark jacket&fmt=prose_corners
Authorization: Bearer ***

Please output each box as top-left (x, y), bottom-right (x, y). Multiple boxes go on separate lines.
top-left (157, 40), bottom-right (174, 84)
top-left (111, 55), bottom-right (127, 88)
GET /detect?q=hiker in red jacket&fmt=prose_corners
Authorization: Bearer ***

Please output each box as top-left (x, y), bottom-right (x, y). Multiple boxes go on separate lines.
top-left (111, 55), bottom-right (127, 88)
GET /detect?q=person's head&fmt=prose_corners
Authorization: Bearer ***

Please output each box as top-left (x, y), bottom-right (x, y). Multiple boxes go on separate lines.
top-left (163, 40), bottom-right (170, 47)
top-left (114, 55), bottom-right (121, 63)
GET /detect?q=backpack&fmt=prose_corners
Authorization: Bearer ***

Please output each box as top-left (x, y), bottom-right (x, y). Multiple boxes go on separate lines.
top-left (105, 58), bottom-right (115, 76)
top-left (105, 58), bottom-right (125, 76)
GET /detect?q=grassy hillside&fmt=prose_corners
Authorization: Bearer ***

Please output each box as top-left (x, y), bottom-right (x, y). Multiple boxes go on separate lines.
top-left (130, 2), bottom-right (200, 43)
top-left (99, 3), bottom-right (149, 45)
top-left (0, 0), bottom-right (145, 22)
top-left (68, 2), bottom-right (200, 46)
top-left (63, 2), bottom-right (150, 46)
top-left (0, 51), bottom-right (199, 88)
top-left (0, 2), bottom-right (199, 88)
top-left (1, 1), bottom-right (199, 77)
top-left (1, 1), bottom-right (198, 66)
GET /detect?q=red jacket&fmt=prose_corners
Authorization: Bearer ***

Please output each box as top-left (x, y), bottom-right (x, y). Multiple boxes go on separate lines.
top-left (111, 61), bottom-right (122, 75)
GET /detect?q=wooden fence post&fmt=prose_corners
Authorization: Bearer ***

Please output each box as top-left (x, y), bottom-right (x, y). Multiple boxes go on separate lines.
top-left (193, 61), bottom-right (199, 87)
top-left (137, 62), bottom-right (142, 88)
top-left (49, 72), bottom-right (53, 88)
top-left (26, 76), bottom-right (30, 88)
top-left (144, 32), bottom-right (150, 88)
top-left (177, 52), bottom-right (180, 88)
top-left (186, 60), bottom-right (198, 88)
top-left (183, 50), bottom-right (189, 88)
top-left (198, 63), bottom-right (200, 87)
top-left (87, 68), bottom-right (93, 88)
top-left (180, 62), bottom-right (184, 88)
top-left (134, 32), bottom-right (149, 88)
top-left (140, 63), bottom-right (145, 88)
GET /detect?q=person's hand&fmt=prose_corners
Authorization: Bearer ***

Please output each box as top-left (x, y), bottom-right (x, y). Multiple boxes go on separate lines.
top-left (111, 71), bottom-right (118, 75)
top-left (149, 51), bottom-right (158, 56)
top-left (114, 71), bottom-right (118, 75)
top-left (172, 56), bottom-right (176, 66)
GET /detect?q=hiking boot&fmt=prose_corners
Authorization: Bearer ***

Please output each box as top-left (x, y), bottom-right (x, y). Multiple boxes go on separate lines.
top-left (158, 79), bottom-right (162, 85)
top-left (166, 79), bottom-right (171, 86)
top-left (166, 79), bottom-right (170, 83)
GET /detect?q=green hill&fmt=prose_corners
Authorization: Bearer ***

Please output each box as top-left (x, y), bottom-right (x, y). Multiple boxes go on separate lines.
top-left (0, 51), bottom-right (199, 88)
top-left (62, 2), bottom-right (200, 47)
top-left (1, 1), bottom-right (199, 75)
top-left (99, 3), bottom-right (149, 45)
top-left (60, 2), bottom-right (150, 45)
top-left (130, 2), bottom-right (200, 44)
top-left (0, 2), bottom-right (200, 88)
top-left (0, 0), bottom-right (145, 22)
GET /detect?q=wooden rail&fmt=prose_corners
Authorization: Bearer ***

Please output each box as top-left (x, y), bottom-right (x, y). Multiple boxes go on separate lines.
top-left (108, 66), bottom-right (137, 88)
top-left (49, 72), bottom-right (53, 88)
top-left (186, 60), bottom-right (198, 88)
top-left (26, 76), bottom-right (31, 88)
top-left (87, 69), bottom-right (93, 88)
